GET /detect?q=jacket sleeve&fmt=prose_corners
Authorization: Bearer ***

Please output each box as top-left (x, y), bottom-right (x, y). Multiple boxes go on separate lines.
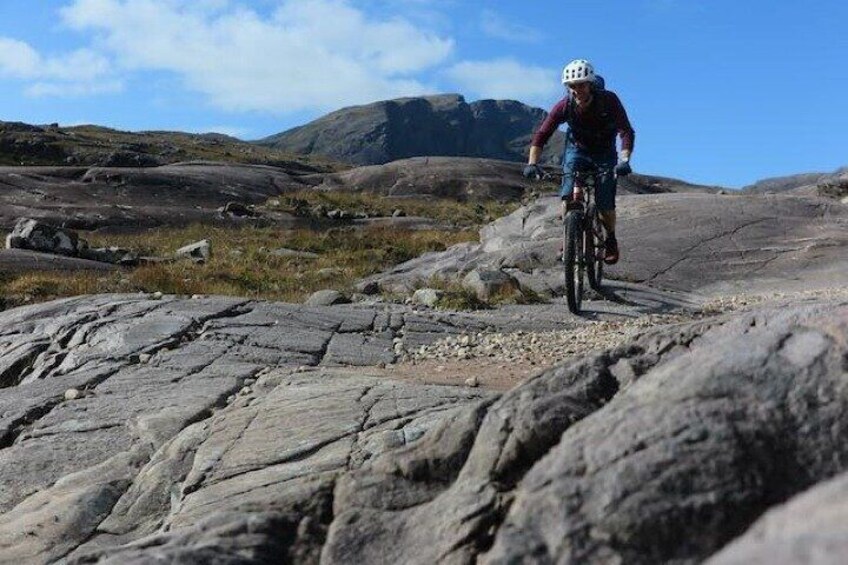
top-left (607, 92), bottom-right (635, 153)
top-left (531, 98), bottom-right (568, 148)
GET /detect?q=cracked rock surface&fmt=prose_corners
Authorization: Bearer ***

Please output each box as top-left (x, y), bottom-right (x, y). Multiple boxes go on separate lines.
top-left (0, 294), bottom-right (537, 562)
top-left (0, 292), bottom-right (846, 563)
top-left (363, 193), bottom-right (848, 297)
top-left (0, 162), bottom-right (313, 232)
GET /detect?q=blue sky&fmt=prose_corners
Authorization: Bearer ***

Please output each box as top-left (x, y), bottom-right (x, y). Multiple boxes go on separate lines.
top-left (0, 0), bottom-right (846, 188)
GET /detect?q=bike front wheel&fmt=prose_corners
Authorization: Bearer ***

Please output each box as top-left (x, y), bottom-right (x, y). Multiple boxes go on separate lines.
top-left (563, 211), bottom-right (584, 314)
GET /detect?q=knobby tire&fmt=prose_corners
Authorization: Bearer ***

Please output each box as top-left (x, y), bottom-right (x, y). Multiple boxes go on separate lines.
top-left (564, 211), bottom-right (584, 314)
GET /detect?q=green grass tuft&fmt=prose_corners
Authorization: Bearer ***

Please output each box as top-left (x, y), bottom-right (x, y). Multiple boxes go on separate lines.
top-left (0, 224), bottom-right (479, 308)
top-left (0, 192), bottom-right (524, 310)
top-left (271, 190), bottom-right (519, 227)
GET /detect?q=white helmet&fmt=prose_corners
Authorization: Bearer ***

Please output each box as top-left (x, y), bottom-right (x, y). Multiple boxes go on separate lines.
top-left (561, 59), bottom-right (595, 85)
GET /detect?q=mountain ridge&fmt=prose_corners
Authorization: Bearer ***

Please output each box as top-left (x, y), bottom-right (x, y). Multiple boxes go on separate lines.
top-left (255, 93), bottom-right (565, 166)
top-left (4, 112), bottom-right (846, 194)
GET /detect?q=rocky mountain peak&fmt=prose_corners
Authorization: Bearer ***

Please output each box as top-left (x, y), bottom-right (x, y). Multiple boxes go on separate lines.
top-left (256, 93), bottom-right (564, 166)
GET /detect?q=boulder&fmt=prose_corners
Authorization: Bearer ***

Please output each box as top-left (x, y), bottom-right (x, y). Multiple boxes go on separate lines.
top-left (305, 289), bottom-right (349, 306)
top-left (462, 269), bottom-right (520, 301)
top-left (5, 218), bottom-right (81, 256)
top-left (327, 209), bottom-right (349, 220)
top-left (354, 280), bottom-right (380, 296)
top-left (412, 288), bottom-right (443, 308)
top-left (218, 201), bottom-right (257, 218)
top-left (78, 246), bottom-right (139, 265)
top-left (175, 240), bottom-right (211, 264)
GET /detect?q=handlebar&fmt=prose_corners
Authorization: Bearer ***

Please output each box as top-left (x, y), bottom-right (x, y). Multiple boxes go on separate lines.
top-left (525, 166), bottom-right (620, 183)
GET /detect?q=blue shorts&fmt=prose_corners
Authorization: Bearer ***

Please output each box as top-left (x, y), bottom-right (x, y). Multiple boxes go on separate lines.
top-left (560, 143), bottom-right (617, 211)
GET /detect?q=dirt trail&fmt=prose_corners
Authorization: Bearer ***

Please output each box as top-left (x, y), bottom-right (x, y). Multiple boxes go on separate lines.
top-left (372, 286), bottom-right (848, 390)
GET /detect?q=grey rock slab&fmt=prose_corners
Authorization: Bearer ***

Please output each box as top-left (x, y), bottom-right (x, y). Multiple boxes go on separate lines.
top-left (359, 242), bottom-right (484, 295)
top-left (315, 156), bottom-right (533, 202)
top-left (0, 366), bottom-right (112, 445)
top-left (32, 296), bottom-right (250, 377)
top-left (611, 193), bottom-right (848, 295)
top-left (484, 299), bottom-right (848, 564)
top-left (4, 293), bottom-right (847, 562)
top-left (323, 333), bottom-right (396, 366)
top-left (364, 192), bottom-right (848, 298)
top-left (0, 448), bottom-right (148, 564)
top-left (0, 295), bottom-right (510, 561)
top-left (0, 162), bottom-right (313, 232)
top-left (322, 351), bottom-right (619, 564)
top-left (69, 369), bottom-right (491, 563)
top-left (321, 299), bottom-right (848, 565)
top-left (707, 470), bottom-right (848, 564)
top-left (69, 508), bottom-right (334, 565)
top-left (0, 248), bottom-right (118, 275)
top-left (0, 346), bottom-right (257, 519)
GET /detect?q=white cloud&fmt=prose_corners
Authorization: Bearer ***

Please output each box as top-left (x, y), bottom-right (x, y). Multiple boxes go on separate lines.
top-left (0, 38), bottom-right (41, 77)
top-left (25, 80), bottom-right (123, 97)
top-left (58, 0), bottom-right (455, 113)
top-left (444, 59), bottom-right (558, 104)
top-left (480, 10), bottom-right (540, 44)
top-left (0, 37), bottom-right (117, 96)
top-left (2, 2), bottom-right (563, 111)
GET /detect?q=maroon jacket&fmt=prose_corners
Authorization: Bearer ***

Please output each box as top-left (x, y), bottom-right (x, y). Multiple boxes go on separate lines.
top-left (532, 90), bottom-right (635, 154)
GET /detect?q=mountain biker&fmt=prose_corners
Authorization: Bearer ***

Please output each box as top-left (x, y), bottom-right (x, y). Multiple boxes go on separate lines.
top-left (523, 59), bottom-right (635, 264)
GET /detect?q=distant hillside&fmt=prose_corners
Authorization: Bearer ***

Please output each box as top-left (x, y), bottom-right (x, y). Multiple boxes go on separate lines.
top-left (742, 167), bottom-right (848, 194)
top-left (743, 172), bottom-right (829, 193)
top-left (618, 172), bottom-right (723, 194)
top-left (255, 94), bottom-right (565, 167)
top-left (0, 121), bottom-right (341, 173)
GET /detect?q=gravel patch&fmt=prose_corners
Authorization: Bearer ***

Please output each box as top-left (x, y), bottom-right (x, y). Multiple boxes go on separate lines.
top-left (383, 287), bottom-right (848, 390)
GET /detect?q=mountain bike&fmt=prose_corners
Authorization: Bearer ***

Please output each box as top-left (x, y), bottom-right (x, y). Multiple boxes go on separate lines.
top-left (561, 165), bottom-right (613, 314)
top-left (528, 164), bottom-right (614, 313)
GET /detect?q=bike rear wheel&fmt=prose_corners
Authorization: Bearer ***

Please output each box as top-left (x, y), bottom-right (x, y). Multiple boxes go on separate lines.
top-left (586, 204), bottom-right (604, 291)
top-left (563, 211), bottom-right (584, 314)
